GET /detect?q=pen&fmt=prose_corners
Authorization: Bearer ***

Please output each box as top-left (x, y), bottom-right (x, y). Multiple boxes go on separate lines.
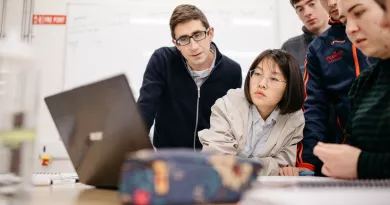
top-left (33, 178), bottom-right (79, 186)
top-left (51, 178), bottom-right (79, 185)
top-left (299, 171), bottom-right (315, 176)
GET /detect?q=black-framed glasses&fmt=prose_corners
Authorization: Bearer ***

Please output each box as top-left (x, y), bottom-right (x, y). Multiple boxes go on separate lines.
top-left (249, 70), bottom-right (287, 85)
top-left (175, 28), bottom-right (210, 46)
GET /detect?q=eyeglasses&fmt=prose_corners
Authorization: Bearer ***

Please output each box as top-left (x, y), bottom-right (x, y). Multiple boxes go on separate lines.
top-left (249, 70), bottom-right (287, 86)
top-left (174, 28), bottom-right (210, 46)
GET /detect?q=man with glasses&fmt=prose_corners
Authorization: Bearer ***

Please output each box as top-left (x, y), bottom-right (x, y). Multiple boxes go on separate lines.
top-left (137, 4), bottom-right (242, 150)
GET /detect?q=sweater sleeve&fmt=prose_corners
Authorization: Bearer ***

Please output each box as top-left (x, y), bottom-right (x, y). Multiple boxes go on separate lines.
top-left (137, 49), bottom-right (166, 131)
top-left (298, 46), bottom-right (330, 171)
top-left (358, 152), bottom-right (390, 179)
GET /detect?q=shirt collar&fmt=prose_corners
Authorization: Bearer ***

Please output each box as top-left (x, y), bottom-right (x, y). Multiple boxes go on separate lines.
top-left (301, 26), bottom-right (315, 42)
top-left (251, 105), bottom-right (280, 126)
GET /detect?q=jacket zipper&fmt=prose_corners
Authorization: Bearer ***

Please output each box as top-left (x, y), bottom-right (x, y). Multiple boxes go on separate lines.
top-left (333, 45), bottom-right (360, 146)
top-left (181, 54), bottom-right (224, 151)
top-left (352, 44), bottom-right (361, 77)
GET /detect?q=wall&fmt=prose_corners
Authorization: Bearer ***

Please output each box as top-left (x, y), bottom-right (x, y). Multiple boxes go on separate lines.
top-left (33, 0), bottom-right (69, 160)
top-left (3, 0), bottom-right (303, 169)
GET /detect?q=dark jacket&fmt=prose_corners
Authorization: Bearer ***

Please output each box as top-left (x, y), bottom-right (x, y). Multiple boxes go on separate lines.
top-left (297, 18), bottom-right (374, 173)
top-left (281, 26), bottom-right (315, 74)
top-left (137, 42), bottom-right (242, 149)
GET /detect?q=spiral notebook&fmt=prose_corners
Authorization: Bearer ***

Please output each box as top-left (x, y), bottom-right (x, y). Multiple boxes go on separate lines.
top-left (243, 177), bottom-right (390, 205)
top-left (256, 176), bottom-right (390, 188)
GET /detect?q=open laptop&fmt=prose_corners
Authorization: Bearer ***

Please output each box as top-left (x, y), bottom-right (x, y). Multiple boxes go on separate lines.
top-left (44, 74), bottom-right (154, 189)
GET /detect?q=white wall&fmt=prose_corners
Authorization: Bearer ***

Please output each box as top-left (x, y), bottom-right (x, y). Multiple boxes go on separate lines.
top-left (33, 0), bottom-right (68, 156)
top-left (3, 0), bottom-right (303, 169)
top-left (278, 1), bottom-right (304, 45)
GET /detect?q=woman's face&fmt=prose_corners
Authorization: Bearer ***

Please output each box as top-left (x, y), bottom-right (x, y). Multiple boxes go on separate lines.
top-left (339, 0), bottom-right (390, 58)
top-left (249, 58), bottom-right (287, 110)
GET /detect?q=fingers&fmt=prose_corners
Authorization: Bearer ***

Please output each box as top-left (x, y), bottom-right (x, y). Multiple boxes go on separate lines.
top-left (314, 145), bottom-right (335, 162)
top-left (280, 167), bottom-right (299, 176)
top-left (284, 167), bottom-right (292, 176)
top-left (321, 165), bottom-right (332, 177)
top-left (280, 168), bottom-right (284, 176)
top-left (289, 167), bottom-right (297, 176)
top-left (293, 167), bottom-right (299, 176)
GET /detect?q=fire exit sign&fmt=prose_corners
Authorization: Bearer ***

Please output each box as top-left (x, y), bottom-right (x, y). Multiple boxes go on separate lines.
top-left (33, 14), bottom-right (67, 25)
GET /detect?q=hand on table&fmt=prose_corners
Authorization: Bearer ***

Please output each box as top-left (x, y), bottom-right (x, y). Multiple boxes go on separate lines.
top-left (279, 167), bottom-right (313, 176)
top-left (313, 142), bottom-right (361, 179)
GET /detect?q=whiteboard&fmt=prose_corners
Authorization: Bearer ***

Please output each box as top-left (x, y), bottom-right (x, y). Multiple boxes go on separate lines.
top-left (64, 0), bottom-right (280, 98)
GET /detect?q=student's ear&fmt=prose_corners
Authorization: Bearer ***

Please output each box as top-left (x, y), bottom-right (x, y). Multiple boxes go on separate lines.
top-left (172, 39), bottom-right (181, 51)
top-left (172, 39), bottom-right (182, 52)
top-left (208, 27), bottom-right (215, 41)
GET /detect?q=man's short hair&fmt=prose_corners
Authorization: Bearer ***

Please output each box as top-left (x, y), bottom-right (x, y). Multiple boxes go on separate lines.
top-left (290, 0), bottom-right (302, 7)
top-left (244, 49), bottom-right (305, 115)
top-left (169, 4), bottom-right (210, 39)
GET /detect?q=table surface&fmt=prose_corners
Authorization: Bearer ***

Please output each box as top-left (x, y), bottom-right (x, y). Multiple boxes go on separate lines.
top-left (8, 159), bottom-right (390, 205)
top-left (0, 183), bottom-right (235, 205)
top-left (2, 177), bottom-right (390, 205)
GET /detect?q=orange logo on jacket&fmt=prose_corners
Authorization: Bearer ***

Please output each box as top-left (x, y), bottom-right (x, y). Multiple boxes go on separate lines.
top-left (326, 50), bottom-right (344, 63)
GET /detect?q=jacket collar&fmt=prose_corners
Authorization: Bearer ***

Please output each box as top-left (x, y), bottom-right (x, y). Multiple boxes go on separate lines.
top-left (328, 17), bottom-right (343, 26)
top-left (302, 26), bottom-right (315, 42)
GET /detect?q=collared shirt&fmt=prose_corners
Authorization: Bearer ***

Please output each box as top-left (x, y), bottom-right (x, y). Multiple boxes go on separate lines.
top-left (186, 44), bottom-right (217, 87)
top-left (237, 105), bottom-right (280, 158)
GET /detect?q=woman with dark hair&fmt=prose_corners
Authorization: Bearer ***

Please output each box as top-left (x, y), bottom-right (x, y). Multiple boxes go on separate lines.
top-left (198, 49), bottom-right (305, 176)
top-left (312, 0), bottom-right (390, 179)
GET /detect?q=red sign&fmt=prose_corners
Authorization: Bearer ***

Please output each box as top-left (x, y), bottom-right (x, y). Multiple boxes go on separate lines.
top-left (33, 15), bottom-right (66, 25)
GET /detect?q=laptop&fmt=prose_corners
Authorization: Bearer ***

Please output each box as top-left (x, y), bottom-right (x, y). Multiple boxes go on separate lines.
top-left (44, 74), bottom-right (154, 189)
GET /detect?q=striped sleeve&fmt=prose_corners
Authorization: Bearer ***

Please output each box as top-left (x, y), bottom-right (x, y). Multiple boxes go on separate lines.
top-left (358, 152), bottom-right (390, 179)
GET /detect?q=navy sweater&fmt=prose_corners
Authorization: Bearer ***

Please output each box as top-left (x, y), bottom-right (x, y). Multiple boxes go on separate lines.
top-left (137, 42), bottom-right (242, 149)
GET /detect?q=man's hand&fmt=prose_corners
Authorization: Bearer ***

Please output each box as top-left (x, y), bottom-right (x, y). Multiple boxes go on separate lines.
top-left (280, 167), bottom-right (313, 176)
top-left (313, 142), bottom-right (361, 179)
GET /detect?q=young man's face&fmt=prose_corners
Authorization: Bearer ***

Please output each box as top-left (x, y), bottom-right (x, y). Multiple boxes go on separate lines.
top-left (294, 0), bottom-right (329, 34)
top-left (172, 20), bottom-right (214, 69)
top-left (320, 0), bottom-right (340, 20)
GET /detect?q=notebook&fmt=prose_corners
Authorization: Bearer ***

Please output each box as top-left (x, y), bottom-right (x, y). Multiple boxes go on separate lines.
top-left (32, 172), bottom-right (78, 185)
top-left (242, 176), bottom-right (390, 205)
top-left (256, 176), bottom-right (390, 188)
